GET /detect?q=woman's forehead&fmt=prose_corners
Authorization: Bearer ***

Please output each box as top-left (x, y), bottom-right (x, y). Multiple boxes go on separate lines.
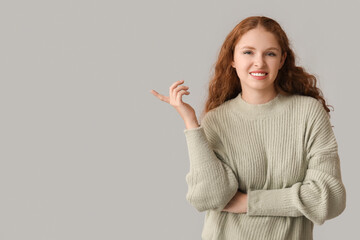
top-left (235, 29), bottom-right (281, 50)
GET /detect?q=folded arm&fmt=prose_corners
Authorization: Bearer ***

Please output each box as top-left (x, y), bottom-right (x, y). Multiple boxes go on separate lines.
top-left (246, 100), bottom-right (346, 225)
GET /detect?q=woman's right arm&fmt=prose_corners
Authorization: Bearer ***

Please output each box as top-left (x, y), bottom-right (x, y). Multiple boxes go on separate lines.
top-left (150, 79), bottom-right (198, 128)
top-left (183, 114), bottom-right (239, 212)
top-left (150, 80), bottom-right (238, 212)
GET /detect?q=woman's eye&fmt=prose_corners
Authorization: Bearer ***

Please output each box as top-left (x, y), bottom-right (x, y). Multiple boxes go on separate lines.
top-left (242, 51), bottom-right (276, 56)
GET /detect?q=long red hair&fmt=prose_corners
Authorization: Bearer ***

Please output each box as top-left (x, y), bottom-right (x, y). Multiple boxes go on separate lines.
top-left (200, 16), bottom-right (333, 121)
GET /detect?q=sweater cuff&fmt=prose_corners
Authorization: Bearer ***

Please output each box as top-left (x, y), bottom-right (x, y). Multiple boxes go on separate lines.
top-left (247, 187), bottom-right (303, 217)
top-left (183, 126), bottom-right (218, 169)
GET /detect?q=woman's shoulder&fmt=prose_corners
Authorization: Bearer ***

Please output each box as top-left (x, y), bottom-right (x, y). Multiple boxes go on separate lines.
top-left (201, 100), bottom-right (232, 124)
top-left (291, 93), bottom-right (319, 104)
top-left (290, 94), bottom-right (325, 112)
top-left (201, 93), bottom-right (325, 123)
top-left (287, 94), bottom-right (330, 125)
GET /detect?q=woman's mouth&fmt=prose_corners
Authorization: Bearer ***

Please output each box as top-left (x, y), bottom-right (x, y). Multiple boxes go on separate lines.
top-left (250, 72), bottom-right (268, 80)
top-left (250, 72), bottom-right (267, 76)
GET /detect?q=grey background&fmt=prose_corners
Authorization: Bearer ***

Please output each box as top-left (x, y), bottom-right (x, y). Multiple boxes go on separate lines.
top-left (0, 0), bottom-right (358, 239)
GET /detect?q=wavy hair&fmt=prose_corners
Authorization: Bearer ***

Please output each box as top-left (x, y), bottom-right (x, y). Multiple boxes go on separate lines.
top-left (200, 16), bottom-right (333, 121)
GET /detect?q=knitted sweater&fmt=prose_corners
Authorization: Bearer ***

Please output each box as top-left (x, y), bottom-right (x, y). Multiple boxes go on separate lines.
top-left (183, 92), bottom-right (346, 240)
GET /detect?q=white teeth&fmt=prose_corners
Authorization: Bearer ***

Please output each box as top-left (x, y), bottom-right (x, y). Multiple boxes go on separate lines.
top-left (251, 72), bottom-right (267, 76)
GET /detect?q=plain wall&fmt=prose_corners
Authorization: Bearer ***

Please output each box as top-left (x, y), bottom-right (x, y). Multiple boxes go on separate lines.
top-left (0, 0), bottom-right (359, 239)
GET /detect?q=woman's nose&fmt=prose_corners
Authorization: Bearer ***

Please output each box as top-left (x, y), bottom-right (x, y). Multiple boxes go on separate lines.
top-left (254, 55), bottom-right (265, 67)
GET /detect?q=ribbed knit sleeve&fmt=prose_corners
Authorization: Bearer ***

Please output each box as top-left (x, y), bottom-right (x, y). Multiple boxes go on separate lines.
top-left (247, 100), bottom-right (347, 225)
top-left (183, 112), bottom-right (239, 212)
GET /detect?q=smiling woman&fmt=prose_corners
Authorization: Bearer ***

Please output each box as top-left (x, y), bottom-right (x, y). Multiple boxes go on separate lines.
top-left (150, 15), bottom-right (346, 240)
top-left (230, 27), bottom-right (287, 103)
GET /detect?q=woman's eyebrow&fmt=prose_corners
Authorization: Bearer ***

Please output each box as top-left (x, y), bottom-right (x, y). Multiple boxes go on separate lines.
top-left (240, 46), bottom-right (280, 51)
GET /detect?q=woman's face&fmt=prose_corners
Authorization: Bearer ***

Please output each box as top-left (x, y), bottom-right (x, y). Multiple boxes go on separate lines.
top-left (231, 26), bottom-right (286, 95)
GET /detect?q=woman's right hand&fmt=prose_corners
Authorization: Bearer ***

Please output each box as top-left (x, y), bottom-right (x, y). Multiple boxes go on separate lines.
top-left (150, 80), bottom-right (199, 129)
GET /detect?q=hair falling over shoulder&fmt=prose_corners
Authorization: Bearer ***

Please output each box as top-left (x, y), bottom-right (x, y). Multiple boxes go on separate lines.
top-left (200, 16), bottom-right (333, 121)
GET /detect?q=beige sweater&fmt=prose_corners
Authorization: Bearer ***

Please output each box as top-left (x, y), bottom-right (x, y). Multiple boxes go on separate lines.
top-left (183, 92), bottom-right (346, 240)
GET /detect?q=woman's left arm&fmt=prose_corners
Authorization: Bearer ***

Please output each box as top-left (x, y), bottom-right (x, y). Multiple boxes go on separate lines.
top-left (222, 190), bottom-right (248, 214)
top-left (228, 100), bottom-right (346, 225)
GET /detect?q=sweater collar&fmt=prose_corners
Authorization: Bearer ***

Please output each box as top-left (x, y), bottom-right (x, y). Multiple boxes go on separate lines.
top-left (229, 91), bottom-right (289, 118)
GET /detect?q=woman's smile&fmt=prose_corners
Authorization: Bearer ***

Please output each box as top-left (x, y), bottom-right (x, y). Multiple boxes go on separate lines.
top-left (250, 71), bottom-right (268, 80)
top-left (231, 26), bottom-right (286, 95)
top-left (250, 72), bottom-right (268, 80)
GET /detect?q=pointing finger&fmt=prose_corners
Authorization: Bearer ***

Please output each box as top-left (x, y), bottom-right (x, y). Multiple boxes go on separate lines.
top-left (150, 89), bottom-right (169, 103)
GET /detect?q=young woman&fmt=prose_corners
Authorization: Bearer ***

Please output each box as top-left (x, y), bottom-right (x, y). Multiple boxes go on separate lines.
top-left (150, 16), bottom-right (346, 240)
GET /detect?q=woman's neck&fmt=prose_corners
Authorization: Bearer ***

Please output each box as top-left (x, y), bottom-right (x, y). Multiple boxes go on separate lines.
top-left (240, 89), bottom-right (279, 105)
